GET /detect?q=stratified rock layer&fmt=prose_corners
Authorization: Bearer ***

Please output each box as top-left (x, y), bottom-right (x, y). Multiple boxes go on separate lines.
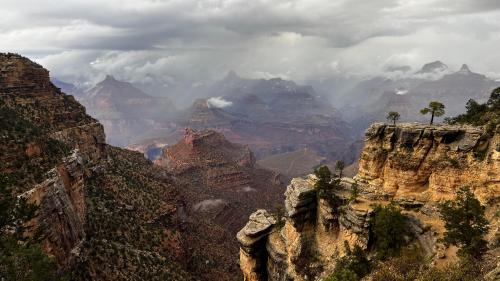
top-left (356, 123), bottom-right (499, 202)
top-left (237, 210), bottom-right (277, 281)
top-left (156, 128), bottom-right (256, 189)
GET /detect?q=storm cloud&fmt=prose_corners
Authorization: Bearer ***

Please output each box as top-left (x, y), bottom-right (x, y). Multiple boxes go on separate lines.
top-left (2, 0), bottom-right (500, 88)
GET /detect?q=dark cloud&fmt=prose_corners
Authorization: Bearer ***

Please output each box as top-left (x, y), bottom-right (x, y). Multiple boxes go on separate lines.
top-left (1, 0), bottom-right (500, 87)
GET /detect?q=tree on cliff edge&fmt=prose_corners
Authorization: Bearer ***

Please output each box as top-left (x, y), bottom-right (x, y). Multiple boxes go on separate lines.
top-left (335, 160), bottom-right (345, 178)
top-left (420, 101), bottom-right (445, 125)
top-left (386, 111), bottom-right (400, 126)
top-left (314, 165), bottom-right (340, 200)
top-left (439, 186), bottom-right (489, 260)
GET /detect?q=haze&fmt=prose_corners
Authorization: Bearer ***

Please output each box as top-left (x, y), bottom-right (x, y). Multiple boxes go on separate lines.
top-left (2, 0), bottom-right (500, 91)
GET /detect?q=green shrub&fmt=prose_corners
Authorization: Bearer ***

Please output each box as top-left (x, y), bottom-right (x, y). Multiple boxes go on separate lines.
top-left (439, 186), bottom-right (489, 259)
top-left (325, 242), bottom-right (371, 281)
top-left (1, 174), bottom-right (66, 280)
top-left (372, 203), bottom-right (407, 259)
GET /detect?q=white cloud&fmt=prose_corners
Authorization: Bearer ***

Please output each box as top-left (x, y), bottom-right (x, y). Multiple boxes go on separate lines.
top-left (207, 97), bottom-right (233, 108)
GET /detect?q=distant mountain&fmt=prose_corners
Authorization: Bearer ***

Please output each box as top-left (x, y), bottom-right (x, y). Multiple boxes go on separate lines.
top-left (51, 78), bottom-right (85, 98)
top-left (81, 75), bottom-right (179, 146)
top-left (316, 61), bottom-right (500, 133)
top-left (411, 63), bottom-right (499, 115)
top-left (415, 60), bottom-right (448, 74)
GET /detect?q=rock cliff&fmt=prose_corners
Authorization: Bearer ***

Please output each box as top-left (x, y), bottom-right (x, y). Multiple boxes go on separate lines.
top-left (356, 123), bottom-right (499, 203)
top-left (237, 123), bottom-right (500, 281)
top-left (1, 53), bottom-right (105, 268)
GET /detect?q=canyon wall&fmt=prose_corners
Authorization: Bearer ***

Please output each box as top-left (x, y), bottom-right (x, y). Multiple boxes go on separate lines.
top-left (356, 123), bottom-right (499, 203)
top-left (1, 53), bottom-right (106, 267)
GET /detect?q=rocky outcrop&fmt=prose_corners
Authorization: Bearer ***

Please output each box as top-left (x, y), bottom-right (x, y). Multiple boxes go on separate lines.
top-left (238, 176), bottom-right (361, 281)
top-left (21, 150), bottom-right (87, 266)
top-left (356, 123), bottom-right (499, 202)
top-left (156, 128), bottom-right (255, 189)
top-left (237, 210), bottom-right (277, 281)
top-left (237, 123), bottom-right (500, 281)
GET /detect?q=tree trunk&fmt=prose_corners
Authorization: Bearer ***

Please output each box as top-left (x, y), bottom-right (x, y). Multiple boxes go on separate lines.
top-left (393, 119), bottom-right (396, 126)
top-left (430, 111), bottom-right (435, 125)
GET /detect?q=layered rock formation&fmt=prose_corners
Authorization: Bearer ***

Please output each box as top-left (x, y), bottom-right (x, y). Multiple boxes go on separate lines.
top-left (157, 128), bottom-right (255, 189)
top-left (0, 54), bottom-right (105, 161)
top-left (237, 122), bottom-right (500, 281)
top-left (21, 150), bottom-right (87, 267)
top-left (238, 176), bottom-right (358, 281)
top-left (356, 123), bottom-right (499, 203)
top-left (133, 73), bottom-right (355, 174)
top-left (156, 128), bottom-right (285, 235)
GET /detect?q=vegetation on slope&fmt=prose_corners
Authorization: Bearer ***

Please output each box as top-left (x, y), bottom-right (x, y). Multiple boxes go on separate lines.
top-left (324, 185), bottom-right (492, 281)
top-left (0, 102), bottom-right (70, 193)
top-left (446, 87), bottom-right (500, 134)
top-left (0, 175), bottom-right (65, 281)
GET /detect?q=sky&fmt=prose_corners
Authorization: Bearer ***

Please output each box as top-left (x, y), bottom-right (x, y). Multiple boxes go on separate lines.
top-left (2, 0), bottom-right (500, 88)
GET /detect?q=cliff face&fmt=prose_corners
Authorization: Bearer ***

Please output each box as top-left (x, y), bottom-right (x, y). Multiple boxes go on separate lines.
top-left (237, 123), bottom-right (500, 281)
top-left (21, 151), bottom-right (87, 267)
top-left (0, 53), bottom-right (106, 165)
top-left (1, 53), bottom-right (106, 267)
top-left (237, 176), bottom-right (375, 281)
top-left (356, 123), bottom-right (499, 203)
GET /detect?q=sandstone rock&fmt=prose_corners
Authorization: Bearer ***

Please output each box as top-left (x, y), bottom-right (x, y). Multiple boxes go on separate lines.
top-left (237, 210), bottom-right (278, 281)
top-left (357, 123), bottom-right (499, 202)
top-left (284, 176), bottom-right (317, 219)
top-left (243, 209), bottom-right (277, 237)
top-left (237, 209), bottom-right (277, 252)
top-left (21, 150), bottom-right (86, 267)
top-left (156, 128), bottom-right (255, 189)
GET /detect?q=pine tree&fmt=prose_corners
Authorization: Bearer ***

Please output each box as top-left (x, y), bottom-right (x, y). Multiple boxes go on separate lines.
top-left (439, 186), bottom-right (489, 259)
top-left (372, 203), bottom-right (407, 259)
top-left (386, 111), bottom-right (400, 126)
top-left (420, 101), bottom-right (445, 125)
top-left (335, 160), bottom-right (345, 178)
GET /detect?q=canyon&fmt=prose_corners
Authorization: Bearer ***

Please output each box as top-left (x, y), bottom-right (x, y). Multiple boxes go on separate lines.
top-left (0, 53), bottom-right (285, 280)
top-left (2, 52), bottom-right (500, 281)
